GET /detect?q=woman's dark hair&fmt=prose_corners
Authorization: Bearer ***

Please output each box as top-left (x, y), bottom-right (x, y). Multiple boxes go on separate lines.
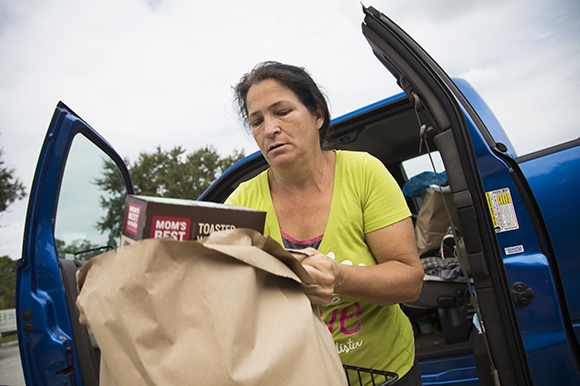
top-left (233, 61), bottom-right (331, 148)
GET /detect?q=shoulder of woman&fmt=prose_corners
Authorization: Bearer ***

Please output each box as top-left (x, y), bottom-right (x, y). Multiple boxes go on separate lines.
top-left (241, 168), bottom-right (269, 186)
top-left (335, 150), bottom-right (384, 171)
top-left (225, 168), bottom-right (269, 204)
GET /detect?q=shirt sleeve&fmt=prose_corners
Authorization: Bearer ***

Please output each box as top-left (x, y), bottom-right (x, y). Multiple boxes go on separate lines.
top-left (224, 187), bottom-right (241, 207)
top-left (361, 154), bottom-right (411, 234)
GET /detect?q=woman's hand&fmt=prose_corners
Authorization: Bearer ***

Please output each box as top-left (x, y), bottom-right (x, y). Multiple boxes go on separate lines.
top-left (300, 218), bottom-right (423, 307)
top-left (300, 248), bottom-right (344, 305)
top-left (75, 296), bottom-right (92, 334)
top-left (331, 217), bottom-right (423, 306)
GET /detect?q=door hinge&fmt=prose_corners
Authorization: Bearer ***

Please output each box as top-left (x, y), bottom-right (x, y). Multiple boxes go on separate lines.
top-left (511, 282), bottom-right (535, 307)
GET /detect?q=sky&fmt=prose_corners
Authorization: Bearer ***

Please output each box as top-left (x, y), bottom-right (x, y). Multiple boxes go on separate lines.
top-left (1, 0), bottom-right (579, 260)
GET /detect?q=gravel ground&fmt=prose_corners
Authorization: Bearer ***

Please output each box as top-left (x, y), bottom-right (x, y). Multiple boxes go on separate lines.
top-left (0, 340), bottom-right (26, 386)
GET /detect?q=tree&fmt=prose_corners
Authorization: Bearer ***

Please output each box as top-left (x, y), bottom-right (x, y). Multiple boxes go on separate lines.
top-left (130, 145), bottom-right (245, 199)
top-left (0, 255), bottom-right (18, 309)
top-left (55, 239), bottom-right (108, 261)
top-left (94, 145), bottom-right (245, 246)
top-left (93, 158), bottom-right (129, 249)
top-left (0, 147), bottom-right (26, 216)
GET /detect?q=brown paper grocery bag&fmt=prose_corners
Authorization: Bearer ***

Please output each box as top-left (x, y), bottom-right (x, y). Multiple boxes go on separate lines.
top-left (415, 187), bottom-right (460, 257)
top-left (76, 228), bottom-right (347, 386)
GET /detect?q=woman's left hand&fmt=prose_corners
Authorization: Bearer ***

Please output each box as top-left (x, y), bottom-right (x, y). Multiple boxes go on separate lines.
top-left (300, 248), bottom-right (344, 305)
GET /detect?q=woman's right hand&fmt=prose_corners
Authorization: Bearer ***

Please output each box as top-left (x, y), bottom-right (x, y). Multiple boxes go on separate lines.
top-left (300, 248), bottom-right (344, 305)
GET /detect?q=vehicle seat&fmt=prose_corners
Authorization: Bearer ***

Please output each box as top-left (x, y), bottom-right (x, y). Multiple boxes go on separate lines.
top-left (403, 185), bottom-right (474, 344)
top-left (59, 259), bottom-right (100, 386)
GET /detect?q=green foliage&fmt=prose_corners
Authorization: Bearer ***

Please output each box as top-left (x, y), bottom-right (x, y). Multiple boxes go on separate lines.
top-left (0, 143), bottom-right (22, 306)
top-left (130, 145), bottom-right (245, 199)
top-left (93, 145), bottom-right (245, 247)
top-left (0, 255), bottom-right (18, 309)
top-left (93, 158), bottom-right (128, 249)
top-left (0, 147), bottom-right (26, 215)
top-left (55, 238), bottom-right (111, 261)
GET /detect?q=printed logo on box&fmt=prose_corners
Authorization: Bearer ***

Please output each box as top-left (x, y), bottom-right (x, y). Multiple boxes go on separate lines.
top-left (126, 203), bottom-right (142, 236)
top-left (196, 222), bottom-right (237, 240)
top-left (151, 216), bottom-right (191, 241)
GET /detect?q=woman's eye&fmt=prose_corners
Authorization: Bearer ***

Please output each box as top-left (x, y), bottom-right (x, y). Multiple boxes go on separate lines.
top-left (251, 119), bottom-right (263, 128)
top-left (277, 109), bottom-right (291, 116)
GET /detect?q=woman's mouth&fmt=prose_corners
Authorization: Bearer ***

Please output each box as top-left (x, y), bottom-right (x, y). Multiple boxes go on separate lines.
top-left (268, 143), bottom-right (286, 152)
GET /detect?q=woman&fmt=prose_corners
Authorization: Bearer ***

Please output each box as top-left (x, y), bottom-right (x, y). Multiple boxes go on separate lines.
top-left (226, 61), bottom-right (424, 385)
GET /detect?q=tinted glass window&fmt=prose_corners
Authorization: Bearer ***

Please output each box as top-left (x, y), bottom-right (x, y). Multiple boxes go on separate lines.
top-left (402, 151), bottom-right (445, 180)
top-left (54, 133), bottom-right (128, 260)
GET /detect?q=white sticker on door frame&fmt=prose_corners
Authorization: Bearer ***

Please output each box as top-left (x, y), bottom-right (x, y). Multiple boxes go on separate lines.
top-left (486, 187), bottom-right (519, 233)
top-left (505, 245), bottom-right (524, 255)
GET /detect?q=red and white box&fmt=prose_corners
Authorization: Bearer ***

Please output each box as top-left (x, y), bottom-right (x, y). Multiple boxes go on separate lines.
top-left (121, 195), bottom-right (266, 247)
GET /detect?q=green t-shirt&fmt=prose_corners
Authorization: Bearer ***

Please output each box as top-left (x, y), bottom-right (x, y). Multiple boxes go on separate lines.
top-left (225, 150), bottom-right (415, 381)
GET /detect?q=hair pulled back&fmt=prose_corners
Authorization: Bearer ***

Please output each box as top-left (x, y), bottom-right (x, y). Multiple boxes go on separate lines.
top-left (233, 61), bottom-right (331, 148)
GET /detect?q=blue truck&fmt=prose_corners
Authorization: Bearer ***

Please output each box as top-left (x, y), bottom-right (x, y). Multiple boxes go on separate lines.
top-left (16, 6), bottom-right (580, 385)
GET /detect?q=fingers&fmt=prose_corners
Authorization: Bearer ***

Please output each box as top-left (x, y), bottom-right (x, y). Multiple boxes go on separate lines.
top-left (301, 282), bottom-right (334, 305)
top-left (301, 258), bottom-right (336, 288)
top-left (301, 263), bottom-right (335, 305)
top-left (300, 250), bottom-right (342, 305)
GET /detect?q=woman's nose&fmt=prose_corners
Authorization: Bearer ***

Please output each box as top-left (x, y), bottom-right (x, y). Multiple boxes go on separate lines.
top-left (264, 117), bottom-right (281, 137)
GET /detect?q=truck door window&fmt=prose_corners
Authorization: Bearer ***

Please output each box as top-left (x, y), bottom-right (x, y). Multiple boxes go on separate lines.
top-left (54, 133), bottom-right (128, 260)
top-left (401, 151), bottom-right (445, 211)
top-left (402, 151), bottom-right (445, 181)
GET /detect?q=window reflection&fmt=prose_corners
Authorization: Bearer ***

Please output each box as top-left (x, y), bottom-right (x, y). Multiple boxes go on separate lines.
top-left (55, 134), bottom-right (128, 260)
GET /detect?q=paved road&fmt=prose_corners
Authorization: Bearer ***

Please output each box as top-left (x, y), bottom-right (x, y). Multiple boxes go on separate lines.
top-left (0, 341), bottom-right (26, 386)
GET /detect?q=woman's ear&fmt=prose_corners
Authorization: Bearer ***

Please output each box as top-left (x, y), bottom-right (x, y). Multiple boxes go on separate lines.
top-left (315, 105), bottom-right (325, 130)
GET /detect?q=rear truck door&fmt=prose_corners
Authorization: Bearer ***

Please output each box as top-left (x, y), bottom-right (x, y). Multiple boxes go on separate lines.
top-left (516, 138), bottom-right (580, 347)
top-left (361, 5), bottom-right (580, 386)
top-left (16, 102), bottom-right (133, 386)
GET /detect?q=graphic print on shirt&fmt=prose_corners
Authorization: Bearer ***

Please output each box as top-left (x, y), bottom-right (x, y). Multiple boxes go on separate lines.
top-left (324, 251), bottom-right (365, 354)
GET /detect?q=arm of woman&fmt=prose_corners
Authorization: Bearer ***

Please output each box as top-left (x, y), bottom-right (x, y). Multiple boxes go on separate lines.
top-left (301, 217), bottom-right (424, 306)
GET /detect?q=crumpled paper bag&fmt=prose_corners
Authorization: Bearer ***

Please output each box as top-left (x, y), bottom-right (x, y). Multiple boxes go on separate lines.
top-left (415, 187), bottom-right (460, 257)
top-left (76, 228), bottom-right (347, 386)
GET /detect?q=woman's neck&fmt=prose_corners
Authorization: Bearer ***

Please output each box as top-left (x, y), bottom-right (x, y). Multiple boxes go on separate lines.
top-left (268, 150), bottom-right (335, 196)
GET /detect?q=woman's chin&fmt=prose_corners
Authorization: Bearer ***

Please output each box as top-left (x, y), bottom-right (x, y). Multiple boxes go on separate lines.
top-left (266, 154), bottom-right (296, 171)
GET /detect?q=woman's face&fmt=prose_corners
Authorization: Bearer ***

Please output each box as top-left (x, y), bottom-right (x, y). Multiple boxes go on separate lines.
top-left (246, 79), bottom-right (324, 172)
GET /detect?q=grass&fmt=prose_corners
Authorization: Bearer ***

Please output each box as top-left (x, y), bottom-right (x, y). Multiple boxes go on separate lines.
top-left (1, 332), bottom-right (18, 344)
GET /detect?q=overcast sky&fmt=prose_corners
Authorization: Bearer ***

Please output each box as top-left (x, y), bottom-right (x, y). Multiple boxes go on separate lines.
top-left (1, 0), bottom-right (579, 259)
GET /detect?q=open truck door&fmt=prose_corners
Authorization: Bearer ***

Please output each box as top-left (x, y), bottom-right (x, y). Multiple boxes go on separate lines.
top-left (359, 5), bottom-right (579, 385)
top-left (16, 102), bottom-right (133, 386)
